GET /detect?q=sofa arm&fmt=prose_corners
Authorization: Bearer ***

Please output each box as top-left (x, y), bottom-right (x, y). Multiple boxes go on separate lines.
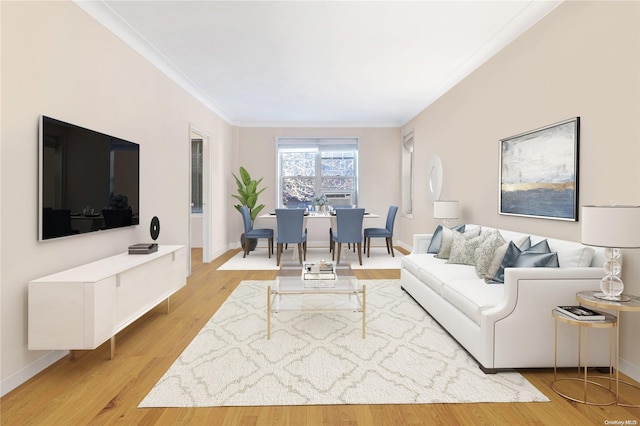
top-left (482, 267), bottom-right (606, 324)
top-left (412, 234), bottom-right (434, 254)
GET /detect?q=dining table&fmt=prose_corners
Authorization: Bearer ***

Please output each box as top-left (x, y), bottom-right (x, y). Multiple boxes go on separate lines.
top-left (257, 210), bottom-right (380, 252)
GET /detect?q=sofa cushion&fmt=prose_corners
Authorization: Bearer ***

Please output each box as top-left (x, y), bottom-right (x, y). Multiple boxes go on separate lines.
top-left (441, 279), bottom-right (504, 325)
top-left (401, 253), bottom-right (444, 277)
top-left (427, 224), bottom-right (465, 254)
top-left (437, 226), bottom-right (481, 259)
top-left (417, 263), bottom-right (480, 295)
top-left (545, 238), bottom-right (596, 267)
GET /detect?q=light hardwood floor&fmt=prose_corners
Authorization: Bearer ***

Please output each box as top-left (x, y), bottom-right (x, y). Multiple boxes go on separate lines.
top-left (2, 248), bottom-right (639, 425)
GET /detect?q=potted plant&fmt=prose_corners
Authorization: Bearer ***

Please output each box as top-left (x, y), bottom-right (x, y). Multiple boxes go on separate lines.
top-left (313, 194), bottom-right (328, 212)
top-left (232, 166), bottom-right (266, 250)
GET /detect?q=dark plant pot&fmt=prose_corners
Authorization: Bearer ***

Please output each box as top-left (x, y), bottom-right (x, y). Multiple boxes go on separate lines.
top-left (241, 233), bottom-right (258, 252)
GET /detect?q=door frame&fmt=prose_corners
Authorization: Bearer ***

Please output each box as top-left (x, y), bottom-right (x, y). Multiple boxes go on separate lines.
top-left (189, 124), bottom-right (212, 266)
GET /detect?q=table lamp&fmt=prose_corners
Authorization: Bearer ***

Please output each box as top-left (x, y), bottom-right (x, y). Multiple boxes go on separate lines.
top-left (434, 200), bottom-right (459, 226)
top-left (582, 205), bottom-right (640, 301)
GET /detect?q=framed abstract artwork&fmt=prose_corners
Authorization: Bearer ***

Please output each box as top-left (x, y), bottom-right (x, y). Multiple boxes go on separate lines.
top-left (499, 117), bottom-right (580, 221)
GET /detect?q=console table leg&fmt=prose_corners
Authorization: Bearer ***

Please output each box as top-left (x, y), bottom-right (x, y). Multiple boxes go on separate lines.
top-left (110, 336), bottom-right (115, 360)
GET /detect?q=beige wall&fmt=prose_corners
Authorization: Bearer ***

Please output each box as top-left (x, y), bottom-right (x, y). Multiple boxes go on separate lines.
top-left (0, 1), bottom-right (233, 392)
top-left (231, 127), bottom-right (402, 246)
top-left (401, 1), bottom-right (640, 375)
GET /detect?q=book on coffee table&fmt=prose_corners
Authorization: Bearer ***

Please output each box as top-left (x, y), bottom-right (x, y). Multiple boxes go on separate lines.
top-left (556, 305), bottom-right (606, 321)
top-left (302, 262), bottom-right (336, 280)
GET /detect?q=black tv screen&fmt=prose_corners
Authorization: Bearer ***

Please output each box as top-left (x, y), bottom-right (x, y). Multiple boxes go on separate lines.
top-left (39, 116), bottom-right (140, 240)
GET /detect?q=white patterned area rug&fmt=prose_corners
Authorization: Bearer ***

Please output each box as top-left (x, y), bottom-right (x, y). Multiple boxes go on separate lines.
top-left (139, 280), bottom-right (548, 407)
top-left (217, 247), bottom-right (403, 270)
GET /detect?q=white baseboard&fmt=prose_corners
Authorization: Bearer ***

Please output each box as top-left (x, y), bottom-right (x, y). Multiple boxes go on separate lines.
top-left (619, 358), bottom-right (640, 383)
top-left (1, 350), bottom-right (68, 397)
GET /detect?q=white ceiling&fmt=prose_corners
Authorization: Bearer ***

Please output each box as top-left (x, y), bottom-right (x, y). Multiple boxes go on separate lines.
top-left (76, 1), bottom-right (561, 127)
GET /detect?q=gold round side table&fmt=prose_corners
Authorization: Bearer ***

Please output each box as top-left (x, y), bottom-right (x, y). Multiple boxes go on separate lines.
top-left (551, 308), bottom-right (617, 405)
top-left (577, 291), bottom-right (640, 407)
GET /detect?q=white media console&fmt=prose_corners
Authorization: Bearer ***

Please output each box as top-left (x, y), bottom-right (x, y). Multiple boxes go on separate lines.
top-left (28, 245), bottom-right (186, 359)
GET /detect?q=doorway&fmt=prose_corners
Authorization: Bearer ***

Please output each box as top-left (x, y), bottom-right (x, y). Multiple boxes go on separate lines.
top-left (189, 125), bottom-right (212, 265)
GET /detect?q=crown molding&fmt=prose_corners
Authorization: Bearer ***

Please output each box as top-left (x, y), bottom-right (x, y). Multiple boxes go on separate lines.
top-left (72, 0), bottom-right (235, 125)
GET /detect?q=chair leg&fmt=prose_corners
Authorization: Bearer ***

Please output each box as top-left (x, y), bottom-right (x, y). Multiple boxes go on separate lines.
top-left (303, 241), bottom-right (307, 261)
top-left (357, 242), bottom-right (362, 265)
top-left (268, 238), bottom-right (272, 258)
top-left (336, 243), bottom-right (342, 264)
top-left (297, 244), bottom-right (303, 265)
top-left (243, 240), bottom-right (249, 258)
top-left (277, 243), bottom-right (282, 266)
top-left (388, 237), bottom-right (395, 257)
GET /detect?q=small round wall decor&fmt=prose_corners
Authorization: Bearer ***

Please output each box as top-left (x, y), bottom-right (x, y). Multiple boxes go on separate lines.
top-left (150, 216), bottom-right (160, 241)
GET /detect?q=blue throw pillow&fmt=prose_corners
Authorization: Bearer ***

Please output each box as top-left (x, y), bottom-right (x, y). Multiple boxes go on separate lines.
top-left (427, 224), bottom-right (465, 254)
top-left (489, 239), bottom-right (558, 283)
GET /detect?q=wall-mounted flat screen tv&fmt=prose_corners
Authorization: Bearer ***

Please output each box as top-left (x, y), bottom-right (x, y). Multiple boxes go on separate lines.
top-left (39, 116), bottom-right (140, 241)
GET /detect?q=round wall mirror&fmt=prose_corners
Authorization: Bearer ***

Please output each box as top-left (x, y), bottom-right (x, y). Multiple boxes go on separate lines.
top-left (426, 155), bottom-right (443, 202)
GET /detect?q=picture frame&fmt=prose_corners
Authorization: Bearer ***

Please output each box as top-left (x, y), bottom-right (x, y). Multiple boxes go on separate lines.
top-left (499, 117), bottom-right (580, 221)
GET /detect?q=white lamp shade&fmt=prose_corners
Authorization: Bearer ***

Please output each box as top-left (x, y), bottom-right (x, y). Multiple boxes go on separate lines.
top-left (434, 200), bottom-right (459, 219)
top-left (582, 205), bottom-right (640, 248)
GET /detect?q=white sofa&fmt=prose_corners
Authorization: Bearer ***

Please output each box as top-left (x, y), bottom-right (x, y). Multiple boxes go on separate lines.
top-left (400, 224), bottom-right (612, 373)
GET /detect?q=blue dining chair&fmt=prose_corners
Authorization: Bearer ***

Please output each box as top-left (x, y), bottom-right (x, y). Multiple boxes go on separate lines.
top-left (240, 205), bottom-right (274, 258)
top-left (364, 205), bottom-right (398, 257)
top-left (329, 205), bottom-right (352, 253)
top-left (331, 208), bottom-right (365, 265)
top-left (275, 208), bottom-right (307, 265)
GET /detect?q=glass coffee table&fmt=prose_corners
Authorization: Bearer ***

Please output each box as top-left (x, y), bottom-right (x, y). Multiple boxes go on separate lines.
top-left (267, 262), bottom-right (366, 339)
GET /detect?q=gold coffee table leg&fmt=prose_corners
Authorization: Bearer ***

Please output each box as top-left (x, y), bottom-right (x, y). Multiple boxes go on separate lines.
top-left (267, 285), bottom-right (271, 339)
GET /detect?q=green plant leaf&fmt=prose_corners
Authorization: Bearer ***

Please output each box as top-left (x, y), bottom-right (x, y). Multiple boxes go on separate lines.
top-left (251, 204), bottom-right (265, 221)
top-left (239, 167), bottom-right (251, 186)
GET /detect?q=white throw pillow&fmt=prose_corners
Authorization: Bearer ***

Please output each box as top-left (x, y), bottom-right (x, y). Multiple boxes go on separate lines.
top-left (485, 235), bottom-right (530, 280)
top-left (447, 231), bottom-right (489, 266)
top-left (474, 230), bottom-right (506, 279)
top-left (437, 226), bottom-right (481, 260)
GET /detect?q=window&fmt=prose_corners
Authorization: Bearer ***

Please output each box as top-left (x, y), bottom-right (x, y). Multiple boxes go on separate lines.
top-left (277, 138), bottom-right (359, 208)
top-left (401, 131), bottom-right (414, 217)
top-left (191, 138), bottom-right (203, 213)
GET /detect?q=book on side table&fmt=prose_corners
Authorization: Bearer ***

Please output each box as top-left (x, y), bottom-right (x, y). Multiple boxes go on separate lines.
top-left (556, 305), bottom-right (606, 321)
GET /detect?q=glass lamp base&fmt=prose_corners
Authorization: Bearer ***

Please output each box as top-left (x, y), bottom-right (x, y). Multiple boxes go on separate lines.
top-left (594, 292), bottom-right (631, 302)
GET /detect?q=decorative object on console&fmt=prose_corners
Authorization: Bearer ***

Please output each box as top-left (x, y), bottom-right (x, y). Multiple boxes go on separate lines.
top-left (128, 216), bottom-right (161, 255)
top-left (433, 200), bottom-right (459, 226)
top-left (582, 205), bottom-right (640, 301)
top-left (150, 216), bottom-right (160, 241)
top-left (499, 117), bottom-right (579, 221)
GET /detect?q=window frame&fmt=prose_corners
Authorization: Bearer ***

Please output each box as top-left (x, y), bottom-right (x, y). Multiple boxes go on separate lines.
top-left (276, 137), bottom-right (359, 208)
top-left (401, 131), bottom-right (414, 218)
